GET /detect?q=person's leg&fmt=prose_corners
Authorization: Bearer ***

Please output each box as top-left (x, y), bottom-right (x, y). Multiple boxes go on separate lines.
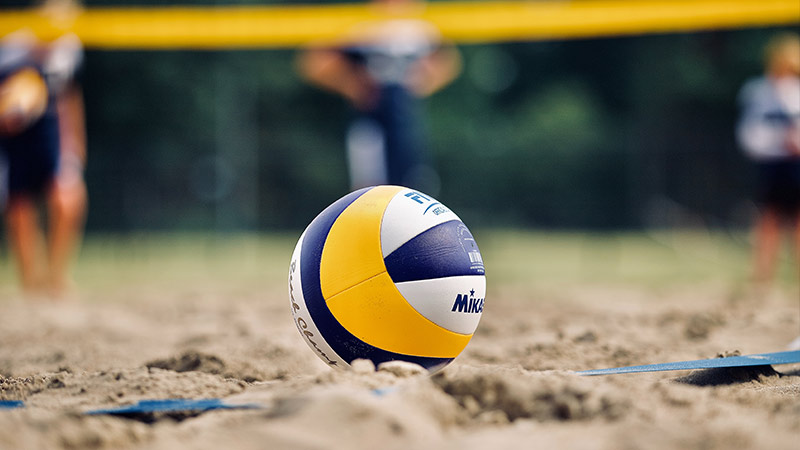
top-left (46, 172), bottom-right (87, 295)
top-left (346, 118), bottom-right (388, 189)
top-left (794, 212), bottom-right (800, 275)
top-left (5, 195), bottom-right (46, 292)
top-left (752, 207), bottom-right (783, 284)
top-left (47, 83), bottom-right (88, 295)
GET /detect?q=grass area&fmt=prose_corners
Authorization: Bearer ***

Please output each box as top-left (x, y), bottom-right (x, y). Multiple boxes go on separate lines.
top-left (480, 229), bottom-right (764, 288)
top-left (0, 229), bottom-right (796, 297)
top-left (0, 232), bottom-right (299, 298)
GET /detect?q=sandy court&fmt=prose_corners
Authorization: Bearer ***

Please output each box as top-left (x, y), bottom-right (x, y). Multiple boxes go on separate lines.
top-left (0, 233), bottom-right (799, 449)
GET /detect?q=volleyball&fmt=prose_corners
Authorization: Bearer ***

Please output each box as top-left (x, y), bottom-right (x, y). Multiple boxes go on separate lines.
top-left (0, 68), bottom-right (48, 136)
top-left (288, 185), bottom-right (486, 371)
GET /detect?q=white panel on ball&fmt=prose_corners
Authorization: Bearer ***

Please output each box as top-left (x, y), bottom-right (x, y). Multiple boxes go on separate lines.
top-left (394, 275), bottom-right (486, 335)
top-left (380, 188), bottom-right (462, 257)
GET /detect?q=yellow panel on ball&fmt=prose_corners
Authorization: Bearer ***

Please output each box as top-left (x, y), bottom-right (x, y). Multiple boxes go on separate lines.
top-left (319, 185), bottom-right (402, 299)
top-left (326, 271), bottom-right (472, 358)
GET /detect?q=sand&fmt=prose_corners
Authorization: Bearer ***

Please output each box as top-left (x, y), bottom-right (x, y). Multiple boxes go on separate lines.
top-left (1, 277), bottom-right (799, 449)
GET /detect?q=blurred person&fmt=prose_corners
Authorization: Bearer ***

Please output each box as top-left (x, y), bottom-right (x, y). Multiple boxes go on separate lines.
top-left (0, 3), bottom-right (87, 297)
top-left (298, 0), bottom-right (461, 194)
top-left (736, 33), bottom-right (800, 287)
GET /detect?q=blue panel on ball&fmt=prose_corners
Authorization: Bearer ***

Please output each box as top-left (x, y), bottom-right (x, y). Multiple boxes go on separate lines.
top-left (384, 220), bottom-right (485, 283)
top-left (300, 187), bottom-right (454, 370)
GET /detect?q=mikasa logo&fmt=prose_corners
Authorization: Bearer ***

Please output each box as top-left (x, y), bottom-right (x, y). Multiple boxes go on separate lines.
top-left (451, 289), bottom-right (484, 314)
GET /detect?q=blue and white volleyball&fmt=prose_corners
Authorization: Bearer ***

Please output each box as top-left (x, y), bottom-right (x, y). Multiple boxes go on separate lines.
top-left (288, 185), bottom-right (486, 371)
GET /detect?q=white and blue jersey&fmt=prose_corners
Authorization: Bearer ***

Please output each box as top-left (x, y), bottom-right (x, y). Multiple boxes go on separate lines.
top-left (737, 76), bottom-right (800, 161)
top-left (736, 75), bottom-right (800, 214)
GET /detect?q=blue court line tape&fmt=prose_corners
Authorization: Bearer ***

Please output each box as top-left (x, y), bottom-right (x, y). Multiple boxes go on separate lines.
top-left (0, 400), bottom-right (24, 409)
top-left (371, 387), bottom-right (399, 397)
top-left (86, 398), bottom-right (263, 415)
top-left (578, 350), bottom-right (800, 376)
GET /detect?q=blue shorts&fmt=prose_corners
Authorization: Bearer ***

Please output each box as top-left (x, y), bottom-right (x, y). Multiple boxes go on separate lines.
top-left (0, 110), bottom-right (60, 198)
top-left (756, 160), bottom-right (800, 216)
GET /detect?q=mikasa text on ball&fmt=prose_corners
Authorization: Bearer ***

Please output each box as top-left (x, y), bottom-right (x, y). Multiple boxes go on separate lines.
top-left (289, 185), bottom-right (486, 371)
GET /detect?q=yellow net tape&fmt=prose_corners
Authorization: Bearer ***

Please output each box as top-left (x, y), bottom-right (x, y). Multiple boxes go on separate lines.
top-left (0, 0), bottom-right (798, 49)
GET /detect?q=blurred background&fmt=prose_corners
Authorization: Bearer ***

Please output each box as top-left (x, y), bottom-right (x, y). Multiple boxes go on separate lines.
top-left (1, 0), bottom-right (798, 292)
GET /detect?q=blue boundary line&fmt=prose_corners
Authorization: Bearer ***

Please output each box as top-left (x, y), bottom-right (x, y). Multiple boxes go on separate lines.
top-left (86, 398), bottom-right (262, 415)
top-left (0, 400), bottom-right (24, 409)
top-left (578, 350), bottom-right (800, 376)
